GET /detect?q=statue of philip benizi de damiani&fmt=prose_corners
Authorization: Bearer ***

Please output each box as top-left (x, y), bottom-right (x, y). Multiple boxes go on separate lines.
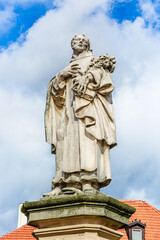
top-left (44, 34), bottom-right (116, 196)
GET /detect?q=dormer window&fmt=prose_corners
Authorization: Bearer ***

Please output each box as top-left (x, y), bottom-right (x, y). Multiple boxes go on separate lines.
top-left (125, 219), bottom-right (146, 240)
top-left (132, 229), bottom-right (142, 240)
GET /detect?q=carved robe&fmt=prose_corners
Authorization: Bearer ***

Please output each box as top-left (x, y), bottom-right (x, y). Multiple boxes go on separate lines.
top-left (45, 51), bottom-right (116, 189)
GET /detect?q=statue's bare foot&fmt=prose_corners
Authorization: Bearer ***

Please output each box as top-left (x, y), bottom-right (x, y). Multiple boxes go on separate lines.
top-left (62, 187), bottom-right (82, 195)
top-left (82, 182), bottom-right (97, 193)
top-left (43, 186), bottom-right (61, 197)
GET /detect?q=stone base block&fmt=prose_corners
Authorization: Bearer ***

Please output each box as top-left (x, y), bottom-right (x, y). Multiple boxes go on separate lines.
top-left (22, 192), bottom-right (135, 240)
top-left (33, 224), bottom-right (123, 240)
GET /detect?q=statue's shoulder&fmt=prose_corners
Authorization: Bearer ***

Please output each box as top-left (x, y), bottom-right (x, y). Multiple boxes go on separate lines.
top-left (47, 76), bottom-right (55, 90)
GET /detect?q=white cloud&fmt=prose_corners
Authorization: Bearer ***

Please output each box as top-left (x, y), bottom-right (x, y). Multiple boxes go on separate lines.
top-left (125, 188), bottom-right (160, 209)
top-left (0, 0), bottom-right (110, 91)
top-left (0, 0), bottom-right (52, 40)
top-left (125, 188), bottom-right (148, 200)
top-left (0, 208), bottom-right (17, 235)
top-left (0, 7), bottom-right (16, 36)
top-left (0, 0), bottom-right (51, 5)
top-left (139, 0), bottom-right (160, 27)
top-left (0, 0), bottom-right (160, 235)
top-left (0, 88), bottom-right (54, 235)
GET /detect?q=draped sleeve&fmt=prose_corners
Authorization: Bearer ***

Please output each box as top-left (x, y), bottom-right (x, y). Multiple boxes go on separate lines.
top-left (74, 67), bottom-right (117, 148)
top-left (44, 74), bottom-right (66, 153)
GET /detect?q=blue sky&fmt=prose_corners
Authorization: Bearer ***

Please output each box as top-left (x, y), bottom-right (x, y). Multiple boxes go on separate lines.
top-left (0, 0), bottom-right (159, 49)
top-left (0, 4), bottom-right (46, 47)
top-left (0, 0), bottom-right (160, 237)
top-left (0, 1), bottom-right (52, 48)
top-left (108, 0), bottom-right (142, 23)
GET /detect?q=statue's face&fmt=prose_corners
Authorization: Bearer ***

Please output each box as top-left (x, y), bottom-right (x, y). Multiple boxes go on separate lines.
top-left (71, 35), bottom-right (89, 53)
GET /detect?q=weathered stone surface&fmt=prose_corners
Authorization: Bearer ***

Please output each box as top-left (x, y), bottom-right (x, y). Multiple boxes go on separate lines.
top-left (33, 224), bottom-right (123, 240)
top-left (44, 34), bottom-right (117, 195)
top-left (22, 193), bottom-right (135, 239)
top-left (22, 192), bottom-right (135, 229)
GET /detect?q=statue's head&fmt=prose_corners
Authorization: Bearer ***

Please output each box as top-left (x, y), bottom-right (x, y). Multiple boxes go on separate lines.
top-left (71, 34), bottom-right (90, 54)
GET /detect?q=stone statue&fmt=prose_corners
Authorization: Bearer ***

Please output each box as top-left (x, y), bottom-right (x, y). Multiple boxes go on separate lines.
top-left (44, 34), bottom-right (116, 196)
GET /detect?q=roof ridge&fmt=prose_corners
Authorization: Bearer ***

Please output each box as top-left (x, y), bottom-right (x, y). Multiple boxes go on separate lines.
top-left (142, 200), bottom-right (160, 215)
top-left (120, 199), bottom-right (145, 203)
top-left (120, 199), bottom-right (160, 214)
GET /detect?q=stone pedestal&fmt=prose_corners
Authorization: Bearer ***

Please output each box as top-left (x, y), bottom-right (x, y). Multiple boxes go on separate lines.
top-left (22, 193), bottom-right (135, 240)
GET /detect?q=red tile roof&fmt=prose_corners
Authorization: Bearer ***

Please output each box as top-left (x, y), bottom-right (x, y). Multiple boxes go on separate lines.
top-left (119, 200), bottom-right (160, 240)
top-left (0, 224), bottom-right (37, 239)
top-left (1, 200), bottom-right (160, 240)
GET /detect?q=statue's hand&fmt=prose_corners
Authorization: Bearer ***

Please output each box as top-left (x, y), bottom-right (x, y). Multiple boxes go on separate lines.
top-left (59, 64), bottom-right (82, 81)
top-left (59, 69), bottom-right (72, 80)
top-left (70, 63), bottom-right (83, 78)
top-left (72, 73), bottom-right (92, 96)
